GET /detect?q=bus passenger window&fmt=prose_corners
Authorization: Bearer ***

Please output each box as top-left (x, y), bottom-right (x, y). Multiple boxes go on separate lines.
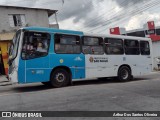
top-left (140, 41), bottom-right (150, 55)
top-left (124, 40), bottom-right (140, 55)
top-left (54, 34), bottom-right (81, 54)
top-left (105, 38), bottom-right (124, 55)
top-left (82, 36), bottom-right (104, 55)
top-left (22, 32), bottom-right (50, 60)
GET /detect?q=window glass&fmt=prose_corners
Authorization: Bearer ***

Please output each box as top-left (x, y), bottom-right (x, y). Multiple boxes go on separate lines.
top-left (9, 30), bottom-right (21, 60)
top-left (83, 37), bottom-right (100, 45)
top-left (55, 34), bottom-right (80, 54)
top-left (105, 38), bottom-right (124, 55)
top-left (82, 36), bottom-right (104, 55)
top-left (8, 14), bottom-right (26, 27)
top-left (22, 32), bottom-right (50, 60)
top-left (140, 41), bottom-right (150, 55)
top-left (60, 36), bottom-right (78, 45)
top-left (124, 40), bottom-right (140, 55)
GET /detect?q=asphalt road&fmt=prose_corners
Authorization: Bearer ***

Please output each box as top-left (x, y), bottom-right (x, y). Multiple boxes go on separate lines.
top-left (0, 72), bottom-right (160, 120)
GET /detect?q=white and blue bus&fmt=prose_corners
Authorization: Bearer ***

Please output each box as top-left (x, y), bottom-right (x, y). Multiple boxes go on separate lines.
top-left (8, 27), bottom-right (152, 87)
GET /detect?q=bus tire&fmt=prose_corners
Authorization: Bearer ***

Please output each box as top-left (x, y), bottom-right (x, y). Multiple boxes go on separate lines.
top-left (50, 68), bottom-right (69, 88)
top-left (118, 66), bottom-right (131, 82)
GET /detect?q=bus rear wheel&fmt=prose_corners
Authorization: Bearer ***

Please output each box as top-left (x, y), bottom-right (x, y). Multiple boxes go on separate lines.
top-left (50, 68), bottom-right (70, 88)
top-left (118, 66), bottom-right (131, 82)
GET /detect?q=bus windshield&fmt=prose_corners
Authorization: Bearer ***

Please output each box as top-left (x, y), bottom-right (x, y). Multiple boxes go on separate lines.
top-left (8, 30), bottom-right (21, 64)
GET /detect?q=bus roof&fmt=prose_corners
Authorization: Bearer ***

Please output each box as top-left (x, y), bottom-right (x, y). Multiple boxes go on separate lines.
top-left (23, 27), bottom-right (83, 35)
top-left (84, 33), bottom-right (151, 41)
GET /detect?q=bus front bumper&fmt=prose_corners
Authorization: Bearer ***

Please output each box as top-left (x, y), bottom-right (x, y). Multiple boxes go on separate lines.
top-left (8, 70), bottom-right (18, 84)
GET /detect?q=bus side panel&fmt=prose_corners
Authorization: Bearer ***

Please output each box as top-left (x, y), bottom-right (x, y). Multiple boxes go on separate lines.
top-left (25, 56), bottom-right (50, 83)
top-left (49, 54), bottom-right (85, 80)
top-left (18, 59), bottom-right (25, 83)
top-left (85, 55), bottom-right (119, 78)
top-left (18, 56), bottom-right (51, 83)
top-left (125, 55), bottom-right (152, 76)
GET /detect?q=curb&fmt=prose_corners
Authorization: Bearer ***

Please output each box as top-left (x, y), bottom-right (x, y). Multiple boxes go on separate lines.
top-left (0, 82), bottom-right (12, 86)
top-left (150, 71), bottom-right (160, 74)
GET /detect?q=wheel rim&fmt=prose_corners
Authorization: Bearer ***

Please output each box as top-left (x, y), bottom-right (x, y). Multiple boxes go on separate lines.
top-left (55, 73), bottom-right (65, 83)
top-left (121, 69), bottom-right (128, 80)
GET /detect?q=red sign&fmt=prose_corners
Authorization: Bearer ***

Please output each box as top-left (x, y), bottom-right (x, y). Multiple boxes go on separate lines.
top-left (147, 21), bottom-right (155, 30)
top-left (110, 27), bottom-right (120, 35)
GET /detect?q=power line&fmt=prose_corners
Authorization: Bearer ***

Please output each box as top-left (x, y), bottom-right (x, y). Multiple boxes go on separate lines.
top-left (84, 0), bottom-right (154, 32)
top-left (85, 0), bottom-right (158, 33)
top-left (57, 0), bottom-right (129, 26)
top-left (76, 1), bottom-right (134, 29)
top-left (96, 0), bottom-right (160, 33)
top-left (76, 0), bottom-right (128, 30)
top-left (104, 0), bottom-right (159, 29)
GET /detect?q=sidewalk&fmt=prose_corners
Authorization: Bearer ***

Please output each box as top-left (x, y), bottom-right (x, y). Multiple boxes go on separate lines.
top-left (151, 70), bottom-right (160, 74)
top-left (0, 75), bottom-right (12, 86)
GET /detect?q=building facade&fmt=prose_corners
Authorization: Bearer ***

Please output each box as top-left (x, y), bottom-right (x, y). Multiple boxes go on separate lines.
top-left (0, 5), bottom-right (57, 75)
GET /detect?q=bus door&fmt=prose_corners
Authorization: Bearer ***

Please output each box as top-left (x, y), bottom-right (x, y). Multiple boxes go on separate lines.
top-left (124, 39), bottom-right (152, 75)
top-left (73, 54), bottom-right (85, 79)
top-left (139, 41), bottom-right (152, 73)
top-left (21, 31), bottom-right (51, 83)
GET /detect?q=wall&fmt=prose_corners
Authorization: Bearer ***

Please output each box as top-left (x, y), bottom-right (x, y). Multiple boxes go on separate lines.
top-left (0, 7), bottom-right (49, 33)
top-left (0, 41), bottom-right (10, 75)
top-left (49, 24), bottom-right (59, 29)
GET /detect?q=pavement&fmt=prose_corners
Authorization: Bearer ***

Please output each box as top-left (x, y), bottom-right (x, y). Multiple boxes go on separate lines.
top-left (0, 70), bottom-right (159, 88)
top-left (0, 75), bottom-right (12, 86)
top-left (0, 71), bottom-right (159, 87)
top-left (0, 72), bottom-right (159, 120)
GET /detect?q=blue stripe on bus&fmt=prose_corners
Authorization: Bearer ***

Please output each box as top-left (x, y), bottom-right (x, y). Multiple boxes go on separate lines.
top-left (18, 27), bottom-right (85, 83)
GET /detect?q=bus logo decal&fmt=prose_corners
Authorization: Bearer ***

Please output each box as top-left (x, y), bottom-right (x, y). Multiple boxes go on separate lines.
top-left (60, 59), bottom-right (64, 64)
top-left (89, 57), bottom-right (94, 63)
top-left (74, 57), bottom-right (82, 61)
top-left (89, 57), bottom-right (108, 63)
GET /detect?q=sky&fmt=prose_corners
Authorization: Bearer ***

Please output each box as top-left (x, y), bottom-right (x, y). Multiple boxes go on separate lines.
top-left (1, 0), bottom-right (160, 34)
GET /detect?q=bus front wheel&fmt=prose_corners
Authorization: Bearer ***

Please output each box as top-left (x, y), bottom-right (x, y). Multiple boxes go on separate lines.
top-left (118, 66), bottom-right (131, 82)
top-left (50, 68), bottom-right (70, 88)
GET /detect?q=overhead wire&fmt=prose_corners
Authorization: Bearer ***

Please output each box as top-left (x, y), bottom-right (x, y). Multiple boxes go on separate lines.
top-left (85, 0), bottom-right (159, 33)
top-left (84, 0), bottom-right (155, 32)
top-left (96, 0), bottom-right (160, 33)
top-left (76, 0), bottom-right (127, 30)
